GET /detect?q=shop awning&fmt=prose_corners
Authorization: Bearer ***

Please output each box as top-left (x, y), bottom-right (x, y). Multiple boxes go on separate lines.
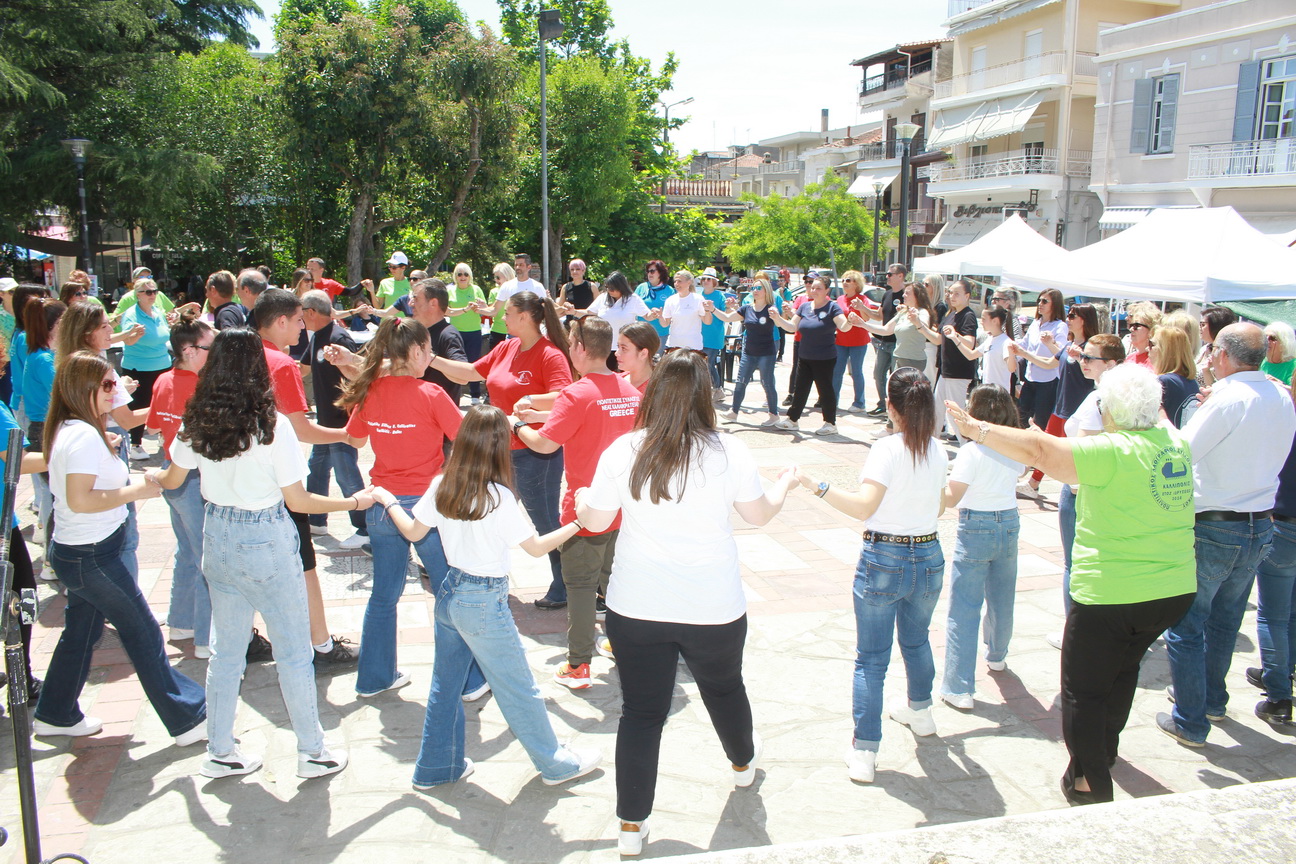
top-left (847, 171), bottom-right (899, 197)
top-left (930, 217), bottom-right (1000, 249)
top-left (928, 91), bottom-right (1044, 149)
top-left (1098, 205), bottom-right (1202, 231)
top-left (928, 102), bottom-right (990, 149)
top-left (1, 245), bottom-right (51, 261)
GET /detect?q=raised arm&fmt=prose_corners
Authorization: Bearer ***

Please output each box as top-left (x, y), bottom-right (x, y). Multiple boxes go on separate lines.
top-left (945, 400), bottom-right (1079, 484)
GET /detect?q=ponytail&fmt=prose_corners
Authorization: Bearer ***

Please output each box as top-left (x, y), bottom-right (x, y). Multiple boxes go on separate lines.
top-left (509, 291), bottom-right (574, 377)
top-left (888, 367), bottom-right (936, 466)
top-left (336, 317), bottom-right (430, 412)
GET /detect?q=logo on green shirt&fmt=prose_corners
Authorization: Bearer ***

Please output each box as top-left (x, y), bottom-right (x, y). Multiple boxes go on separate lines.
top-left (1149, 444), bottom-right (1194, 512)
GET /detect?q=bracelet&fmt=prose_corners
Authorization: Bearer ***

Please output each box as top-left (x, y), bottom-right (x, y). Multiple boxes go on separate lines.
top-left (977, 421), bottom-right (991, 445)
top-left (572, 519), bottom-right (585, 531)
top-left (385, 501), bottom-right (400, 513)
top-left (350, 494), bottom-right (359, 511)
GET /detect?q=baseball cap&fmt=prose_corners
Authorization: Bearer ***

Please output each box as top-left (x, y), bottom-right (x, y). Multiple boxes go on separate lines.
top-left (386, 252), bottom-right (409, 267)
top-left (131, 266), bottom-right (152, 281)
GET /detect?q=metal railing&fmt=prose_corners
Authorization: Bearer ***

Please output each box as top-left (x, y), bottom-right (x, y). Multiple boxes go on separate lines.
top-left (933, 52), bottom-right (1098, 99)
top-left (756, 159), bottom-right (803, 175)
top-left (947, 0), bottom-right (995, 16)
top-left (908, 209), bottom-right (942, 230)
top-left (926, 148), bottom-right (1092, 183)
top-left (860, 59), bottom-right (934, 98)
top-left (1187, 139), bottom-right (1296, 180)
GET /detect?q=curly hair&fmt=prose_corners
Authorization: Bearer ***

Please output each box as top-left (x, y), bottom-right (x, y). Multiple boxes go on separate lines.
top-left (177, 328), bottom-right (277, 461)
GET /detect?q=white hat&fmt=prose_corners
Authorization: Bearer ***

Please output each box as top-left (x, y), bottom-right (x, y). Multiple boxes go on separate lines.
top-left (0, 278), bottom-right (16, 292)
top-left (701, 267), bottom-right (720, 280)
top-left (131, 266), bottom-right (152, 281)
top-left (386, 251), bottom-right (409, 267)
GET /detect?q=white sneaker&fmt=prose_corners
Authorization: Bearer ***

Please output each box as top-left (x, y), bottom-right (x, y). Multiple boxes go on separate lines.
top-left (128, 445), bottom-right (149, 461)
top-left (986, 659), bottom-right (1007, 672)
top-left (618, 820), bottom-right (649, 857)
top-left (761, 414), bottom-right (779, 427)
top-left (733, 731), bottom-right (762, 788)
top-left (595, 636), bottom-right (615, 660)
top-left (33, 716), bottom-right (103, 737)
top-left (774, 418), bottom-right (798, 431)
top-left (941, 692), bottom-right (974, 711)
top-left (168, 627), bottom-right (194, 642)
top-left (338, 532), bottom-right (368, 550)
top-left (889, 701), bottom-right (938, 736)
top-left (309, 524), bottom-right (328, 536)
top-left (712, 387), bottom-right (726, 402)
top-left (200, 746), bottom-right (262, 779)
top-left (845, 747), bottom-right (876, 783)
top-left (720, 410), bottom-right (738, 422)
top-left (815, 423), bottom-right (837, 436)
top-left (542, 748), bottom-right (602, 785)
top-left (1045, 632), bottom-right (1064, 650)
top-left (357, 670), bottom-right (411, 698)
top-left (174, 723), bottom-right (207, 747)
top-left (462, 682), bottom-right (491, 702)
top-left (297, 745), bottom-right (348, 779)
top-left (193, 645), bottom-right (212, 659)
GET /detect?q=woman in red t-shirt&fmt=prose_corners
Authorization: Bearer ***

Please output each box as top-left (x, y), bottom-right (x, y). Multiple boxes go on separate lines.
top-left (429, 291), bottom-right (574, 608)
top-left (834, 270), bottom-right (873, 413)
top-left (337, 317), bottom-right (467, 698)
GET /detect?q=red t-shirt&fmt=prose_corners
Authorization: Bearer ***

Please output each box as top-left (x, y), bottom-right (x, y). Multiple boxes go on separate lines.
top-left (146, 368), bottom-right (198, 461)
top-left (473, 337), bottom-right (573, 450)
top-left (836, 293), bottom-right (871, 347)
top-left (537, 373), bottom-right (641, 534)
top-left (345, 376), bottom-right (462, 495)
top-left (317, 277), bottom-right (346, 300)
top-left (620, 371), bottom-right (649, 394)
top-left (263, 339), bottom-right (309, 415)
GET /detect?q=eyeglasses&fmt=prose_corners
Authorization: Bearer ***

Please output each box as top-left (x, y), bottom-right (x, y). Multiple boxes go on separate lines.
top-left (99, 379), bottom-right (116, 394)
top-left (1128, 323), bottom-right (1148, 331)
top-left (1066, 312), bottom-right (1078, 319)
top-left (1078, 353), bottom-right (1103, 362)
top-left (138, 289), bottom-right (158, 296)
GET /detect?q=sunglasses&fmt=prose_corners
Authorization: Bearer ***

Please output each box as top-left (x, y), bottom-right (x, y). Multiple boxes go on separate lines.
top-left (1066, 311), bottom-right (1078, 319)
top-left (138, 289), bottom-right (159, 296)
top-left (1078, 353), bottom-right (1103, 362)
top-left (1128, 323), bottom-right (1148, 331)
top-left (99, 379), bottom-right (116, 394)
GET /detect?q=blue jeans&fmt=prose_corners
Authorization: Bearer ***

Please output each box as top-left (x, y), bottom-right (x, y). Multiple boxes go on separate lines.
top-left (870, 340), bottom-right (895, 412)
top-left (1256, 519), bottom-right (1296, 702)
top-left (460, 329), bottom-right (484, 399)
top-left (1166, 518), bottom-right (1273, 741)
top-left (731, 352), bottom-right (777, 415)
top-left (360, 496), bottom-right (485, 696)
top-left (37, 524), bottom-right (206, 736)
top-left (202, 503), bottom-right (323, 756)
top-left (942, 509), bottom-right (1019, 697)
top-left (412, 567), bottom-right (582, 786)
top-left (703, 346), bottom-right (723, 388)
top-left (834, 344), bottom-right (869, 410)
top-left (306, 442), bottom-right (367, 533)
top-left (163, 470), bottom-right (212, 647)
top-left (1058, 485), bottom-right (1077, 614)
top-left (851, 538), bottom-right (944, 750)
top-left (512, 448), bottom-right (565, 602)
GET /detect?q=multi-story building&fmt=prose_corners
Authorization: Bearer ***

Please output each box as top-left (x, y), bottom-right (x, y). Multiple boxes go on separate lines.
top-left (1089, 0), bottom-right (1296, 237)
top-left (923, 0), bottom-right (1181, 252)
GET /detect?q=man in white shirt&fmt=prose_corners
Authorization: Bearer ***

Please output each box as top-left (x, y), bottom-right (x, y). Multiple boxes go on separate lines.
top-left (1161, 323), bottom-right (1296, 747)
top-left (486, 252), bottom-right (542, 319)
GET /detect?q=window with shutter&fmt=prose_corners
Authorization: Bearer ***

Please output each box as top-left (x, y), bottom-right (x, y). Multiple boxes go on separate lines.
top-left (1233, 60), bottom-right (1263, 142)
top-left (1150, 74), bottom-right (1180, 154)
top-left (1130, 78), bottom-right (1154, 153)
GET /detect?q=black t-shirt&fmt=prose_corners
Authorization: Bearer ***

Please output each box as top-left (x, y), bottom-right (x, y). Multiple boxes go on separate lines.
top-left (796, 300), bottom-right (843, 361)
top-left (939, 306), bottom-right (979, 379)
top-left (876, 289), bottom-right (900, 344)
top-left (563, 281), bottom-right (595, 310)
top-left (1054, 354), bottom-right (1094, 419)
top-left (420, 318), bottom-right (467, 404)
top-left (307, 322), bottom-right (359, 428)
top-left (740, 304), bottom-right (777, 357)
top-left (212, 301), bottom-right (247, 331)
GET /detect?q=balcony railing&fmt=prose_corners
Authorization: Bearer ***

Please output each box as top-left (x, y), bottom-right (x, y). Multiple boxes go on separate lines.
top-left (1187, 139), bottom-right (1296, 180)
top-left (933, 52), bottom-right (1097, 99)
top-left (926, 148), bottom-right (1092, 183)
top-left (947, 0), bottom-right (995, 16)
top-left (860, 59), bottom-right (934, 98)
top-left (756, 159), bottom-right (803, 175)
top-left (664, 179), bottom-right (734, 197)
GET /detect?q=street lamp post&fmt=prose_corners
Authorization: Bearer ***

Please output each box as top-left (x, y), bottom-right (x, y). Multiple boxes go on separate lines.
top-left (538, 9), bottom-right (564, 294)
top-left (658, 96), bottom-right (694, 215)
top-left (894, 122), bottom-right (920, 269)
top-left (871, 180), bottom-right (884, 277)
top-left (61, 138), bottom-right (94, 277)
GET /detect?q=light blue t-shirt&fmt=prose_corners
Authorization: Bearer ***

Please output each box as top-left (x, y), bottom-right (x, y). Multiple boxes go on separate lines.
top-left (21, 348), bottom-right (55, 422)
top-left (699, 288), bottom-right (735, 351)
top-left (9, 329), bottom-right (27, 412)
top-left (0, 402), bottom-right (23, 528)
top-left (121, 304), bottom-right (172, 372)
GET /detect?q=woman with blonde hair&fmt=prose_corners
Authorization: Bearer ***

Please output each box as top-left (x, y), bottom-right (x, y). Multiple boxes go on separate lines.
top-left (1262, 321), bottom-right (1296, 385)
top-left (1123, 302), bottom-right (1162, 368)
top-left (448, 262), bottom-right (486, 401)
top-left (1150, 325), bottom-right (1199, 427)
top-left (921, 274), bottom-right (946, 383)
top-left (483, 263), bottom-right (515, 351)
top-left (834, 270), bottom-right (872, 412)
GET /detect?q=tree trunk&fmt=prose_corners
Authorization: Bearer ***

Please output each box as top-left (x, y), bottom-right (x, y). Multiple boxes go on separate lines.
top-left (427, 108), bottom-right (484, 275)
top-left (345, 186), bottom-right (375, 285)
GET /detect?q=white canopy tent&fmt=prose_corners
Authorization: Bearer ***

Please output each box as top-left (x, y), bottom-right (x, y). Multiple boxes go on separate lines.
top-left (912, 213), bottom-right (1066, 277)
top-left (1002, 207), bottom-right (1296, 304)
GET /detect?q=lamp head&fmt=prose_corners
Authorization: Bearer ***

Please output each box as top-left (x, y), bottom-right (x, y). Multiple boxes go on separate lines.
top-left (538, 8), bottom-right (564, 41)
top-left (894, 122), bottom-right (920, 142)
top-left (61, 138), bottom-right (92, 162)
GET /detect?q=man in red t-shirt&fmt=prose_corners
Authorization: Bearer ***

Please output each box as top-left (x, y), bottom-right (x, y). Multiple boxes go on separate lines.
top-left (307, 257), bottom-right (346, 301)
top-left (510, 318), bottom-right (641, 689)
top-left (255, 289), bottom-right (357, 668)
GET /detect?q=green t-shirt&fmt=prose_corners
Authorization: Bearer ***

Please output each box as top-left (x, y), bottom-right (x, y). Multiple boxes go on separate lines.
top-left (1261, 357), bottom-right (1295, 386)
top-left (377, 276), bottom-right (411, 308)
top-left (449, 282), bottom-right (486, 333)
top-left (487, 286), bottom-right (507, 334)
top-left (1070, 426), bottom-right (1196, 605)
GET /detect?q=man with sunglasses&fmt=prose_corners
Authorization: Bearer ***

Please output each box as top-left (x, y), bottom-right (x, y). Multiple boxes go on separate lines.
top-left (861, 264), bottom-right (908, 416)
top-left (1161, 323), bottom-right (1296, 747)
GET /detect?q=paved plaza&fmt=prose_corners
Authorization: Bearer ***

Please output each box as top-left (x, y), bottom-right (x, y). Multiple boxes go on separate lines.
top-left (0, 351), bottom-right (1294, 863)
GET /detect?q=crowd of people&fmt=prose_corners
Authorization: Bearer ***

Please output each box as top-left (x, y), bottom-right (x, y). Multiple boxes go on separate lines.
top-left (0, 251), bottom-right (1293, 857)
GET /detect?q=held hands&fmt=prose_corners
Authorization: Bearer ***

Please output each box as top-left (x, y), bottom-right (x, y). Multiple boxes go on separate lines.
top-left (120, 375), bottom-right (138, 395)
top-left (1066, 343), bottom-right (1082, 360)
top-left (361, 279), bottom-right (374, 293)
top-left (644, 309), bottom-right (662, 321)
top-left (106, 431), bottom-right (122, 450)
top-left (1006, 341), bottom-right (1022, 357)
top-left (846, 311), bottom-right (867, 328)
top-left (942, 324), bottom-right (956, 338)
top-left (323, 344), bottom-right (356, 367)
top-left (1040, 332), bottom-right (1057, 348)
top-left (351, 303), bottom-right (373, 318)
top-left (144, 467), bottom-right (163, 487)
top-left (351, 485), bottom-right (377, 511)
top-left (726, 297), bottom-right (739, 312)
top-left (371, 485), bottom-right (396, 508)
top-left (701, 299), bottom-right (715, 315)
top-left (135, 473), bottom-right (163, 500)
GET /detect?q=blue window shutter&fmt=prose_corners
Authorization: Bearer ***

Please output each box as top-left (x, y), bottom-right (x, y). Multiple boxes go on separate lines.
top-left (1131, 78), bottom-right (1154, 153)
top-left (1233, 60), bottom-right (1262, 142)
top-left (1156, 74), bottom-right (1180, 153)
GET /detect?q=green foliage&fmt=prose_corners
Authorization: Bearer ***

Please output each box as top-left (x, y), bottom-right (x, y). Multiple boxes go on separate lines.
top-left (498, 0), bottom-right (615, 60)
top-left (274, 0), bottom-right (363, 40)
top-left (725, 175), bottom-right (891, 272)
top-left (370, 0), bottom-right (464, 45)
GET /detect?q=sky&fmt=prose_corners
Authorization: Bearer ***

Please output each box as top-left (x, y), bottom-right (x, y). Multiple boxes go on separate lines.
top-left (246, 0), bottom-right (952, 156)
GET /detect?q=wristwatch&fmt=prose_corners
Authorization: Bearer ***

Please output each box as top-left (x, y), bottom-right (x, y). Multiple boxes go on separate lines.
top-left (816, 481), bottom-right (830, 498)
top-left (513, 419), bottom-right (529, 434)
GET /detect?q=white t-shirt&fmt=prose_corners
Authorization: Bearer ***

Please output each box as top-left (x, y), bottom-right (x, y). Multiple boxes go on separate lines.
top-left (171, 413), bottom-right (308, 510)
top-left (590, 291), bottom-right (650, 334)
top-left (50, 420), bottom-right (130, 545)
top-left (586, 430), bottom-right (764, 625)
top-left (948, 442), bottom-right (1022, 512)
top-left (496, 278), bottom-right (541, 305)
top-left (662, 292), bottom-right (706, 350)
top-left (859, 435), bottom-right (945, 534)
top-left (1064, 390), bottom-right (1104, 439)
top-left (411, 477), bottom-right (534, 578)
top-left (978, 332), bottom-right (1013, 392)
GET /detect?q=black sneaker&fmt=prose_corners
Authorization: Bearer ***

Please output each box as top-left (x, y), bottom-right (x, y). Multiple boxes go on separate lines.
top-left (1247, 667), bottom-right (1265, 690)
top-left (246, 629), bottom-right (274, 663)
top-left (314, 637), bottom-right (358, 666)
top-left (595, 596), bottom-right (607, 621)
top-left (1256, 698), bottom-right (1292, 726)
top-left (866, 406), bottom-right (887, 416)
top-left (535, 596), bottom-right (567, 610)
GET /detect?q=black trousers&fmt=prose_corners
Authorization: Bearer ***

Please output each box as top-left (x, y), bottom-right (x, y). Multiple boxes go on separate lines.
top-left (123, 366), bottom-right (166, 445)
top-left (1017, 378), bottom-right (1058, 430)
top-left (787, 356), bottom-right (837, 424)
top-left (606, 610), bottom-right (754, 822)
top-left (1060, 592), bottom-right (1194, 802)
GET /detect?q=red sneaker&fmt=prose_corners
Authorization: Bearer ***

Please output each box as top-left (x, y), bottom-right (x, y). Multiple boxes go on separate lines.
top-left (554, 662), bottom-right (591, 689)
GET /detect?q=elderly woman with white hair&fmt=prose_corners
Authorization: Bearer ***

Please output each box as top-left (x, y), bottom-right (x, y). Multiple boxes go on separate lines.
top-left (945, 363), bottom-right (1196, 807)
top-left (1262, 321), bottom-right (1296, 385)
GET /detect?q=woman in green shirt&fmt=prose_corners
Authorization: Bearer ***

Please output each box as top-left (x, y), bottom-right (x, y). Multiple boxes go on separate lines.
top-left (945, 363), bottom-right (1195, 807)
top-left (448, 262), bottom-right (486, 402)
top-left (1261, 322), bottom-right (1296, 385)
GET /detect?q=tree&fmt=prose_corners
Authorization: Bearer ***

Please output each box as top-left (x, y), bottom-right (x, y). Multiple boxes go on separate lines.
top-left (497, 0), bottom-right (615, 60)
top-left (724, 175), bottom-right (891, 272)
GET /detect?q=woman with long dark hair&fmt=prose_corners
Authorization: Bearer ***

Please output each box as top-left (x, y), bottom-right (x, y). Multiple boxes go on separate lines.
top-left (372, 405), bottom-right (599, 788)
top-left (794, 367), bottom-right (946, 783)
top-left (149, 329), bottom-right (373, 779)
top-left (578, 271), bottom-right (650, 337)
top-left (616, 322), bottom-right (659, 394)
top-left (1008, 288), bottom-right (1069, 430)
top-left (335, 316), bottom-right (472, 699)
top-left (575, 351), bottom-right (795, 856)
top-left (9, 283), bottom-right (50, 426)
top-left (430, 290), bottom-right (574, 609)
top-left (20, 298), bottom-right (66, 552)
top-left (35, 352), bottom-right (205, 744)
